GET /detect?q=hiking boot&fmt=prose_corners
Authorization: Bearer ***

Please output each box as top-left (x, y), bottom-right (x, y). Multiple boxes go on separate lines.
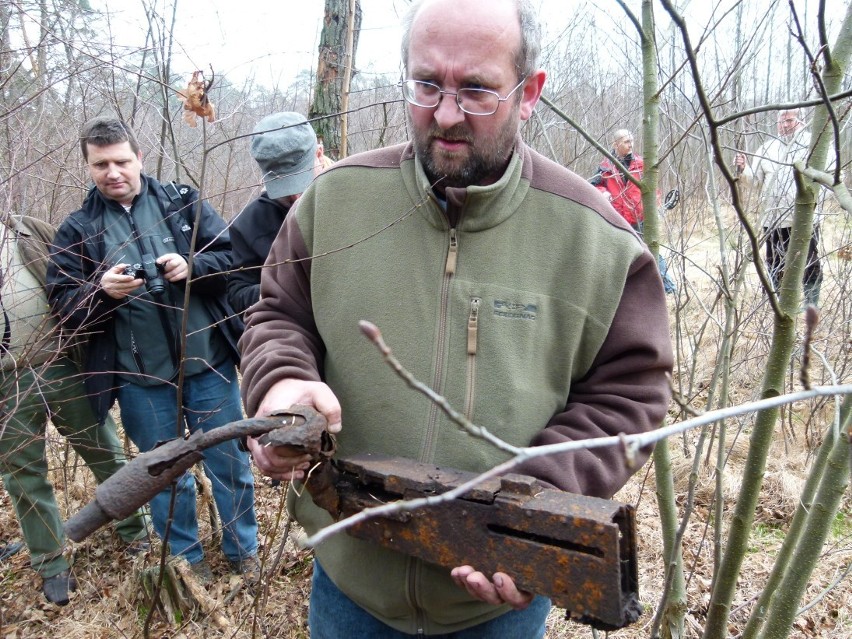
top-left (0, 541), bottom-right (23, 561)
top-left (42, 569), bottom-right (77, 606)
top-left (229, 555), bottom-right (261, 587)
top-left (189, 559), bottom-right (213, 584)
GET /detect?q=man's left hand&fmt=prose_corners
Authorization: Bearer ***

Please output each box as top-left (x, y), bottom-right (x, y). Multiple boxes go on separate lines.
top-left (450, 566), bottom-right (534, 610)
top-left (157, 253), bottom-right (188, 282)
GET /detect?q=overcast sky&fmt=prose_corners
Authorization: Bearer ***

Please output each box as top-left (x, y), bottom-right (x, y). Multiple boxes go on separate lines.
top-left (92, 0), bottom-right (847, 90)
top-left (95, 0), bottom-right (586, 88)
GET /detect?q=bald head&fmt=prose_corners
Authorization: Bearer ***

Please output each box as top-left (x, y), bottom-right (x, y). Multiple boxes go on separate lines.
top-left (612, 129), bottom-right (632, 146)
top-left (612, 129), bottom-right (634, 159)
top-left (401, 0), bottom-right (541, 79)
top-left (400, 0), bottom-right (546, 192)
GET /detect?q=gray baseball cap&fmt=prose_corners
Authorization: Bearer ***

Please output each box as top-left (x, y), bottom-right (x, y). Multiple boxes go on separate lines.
top-left (250, 112), bottom-right (317, 199)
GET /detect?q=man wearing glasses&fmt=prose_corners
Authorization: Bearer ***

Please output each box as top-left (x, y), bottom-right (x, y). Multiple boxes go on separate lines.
top-left (735, 109), bottom-right (822, 307)
top-left (239, 0), bottom-right (672, 637)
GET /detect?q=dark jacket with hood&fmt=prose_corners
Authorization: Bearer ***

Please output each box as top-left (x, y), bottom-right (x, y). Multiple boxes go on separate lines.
top-left (227, 192), bottom-right (292, 316)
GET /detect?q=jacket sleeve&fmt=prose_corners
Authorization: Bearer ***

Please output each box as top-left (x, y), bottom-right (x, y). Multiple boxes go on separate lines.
top-left (239, 211), bottom-right (324, 417)
top-left (514, 248), bottom-right (673, 499)
top-left (18, 216), bottom-right (55, 286)
top-left (740, 141), bottom-right (768, 184)
top-left (227, 217), bottom-right (261, 316)
top-left (47, 218), bottom-right (123, 332)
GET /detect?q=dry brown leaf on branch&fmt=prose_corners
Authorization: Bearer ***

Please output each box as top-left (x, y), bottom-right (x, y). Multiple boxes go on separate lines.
top-left (177, 69), bottom-right (216, 127)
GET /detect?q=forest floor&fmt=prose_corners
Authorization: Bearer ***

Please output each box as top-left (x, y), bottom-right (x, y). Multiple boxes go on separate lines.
top-left (1, 429), bottom-right (850, 639)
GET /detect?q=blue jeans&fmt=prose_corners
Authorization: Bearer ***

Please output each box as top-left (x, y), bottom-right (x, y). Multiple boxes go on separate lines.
top-left (632, 221), bottom-right (676, 294)
top-left (117, 362), bottom-right (257, 564)
top-left (309, 560), bottom-right (550, 638)
top-left (657, 253), bottom-right (677, 294)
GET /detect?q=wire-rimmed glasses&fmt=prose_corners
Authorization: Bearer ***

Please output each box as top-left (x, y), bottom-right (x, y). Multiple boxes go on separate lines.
top-left (399, 77), bottom-right (527, 116)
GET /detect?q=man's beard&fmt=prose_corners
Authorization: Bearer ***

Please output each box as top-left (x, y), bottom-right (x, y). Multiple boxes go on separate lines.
top-left (413, 111), bottom-right (519, 190)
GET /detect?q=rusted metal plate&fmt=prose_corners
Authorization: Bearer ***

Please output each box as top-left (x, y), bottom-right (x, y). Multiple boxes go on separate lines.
top-left (334, 453), bottom-right (641, 630)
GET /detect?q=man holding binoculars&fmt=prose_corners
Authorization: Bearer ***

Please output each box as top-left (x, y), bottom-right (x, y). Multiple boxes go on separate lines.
top-left (47, 117), bottom-right (259, 586)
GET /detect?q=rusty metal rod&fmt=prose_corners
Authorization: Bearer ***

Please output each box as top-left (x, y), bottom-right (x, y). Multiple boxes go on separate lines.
top-left (65, 408), bottom-right (325, 542)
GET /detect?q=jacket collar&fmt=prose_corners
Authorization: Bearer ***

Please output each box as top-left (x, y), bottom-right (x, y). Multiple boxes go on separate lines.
top-left (408, 134), bottom-right (530, 232)
top-left (1, 214), bottom-right (29, 237)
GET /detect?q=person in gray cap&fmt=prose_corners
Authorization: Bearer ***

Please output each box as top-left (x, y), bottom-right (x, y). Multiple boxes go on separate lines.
top-left (228, 112), bottom-right (319, 316)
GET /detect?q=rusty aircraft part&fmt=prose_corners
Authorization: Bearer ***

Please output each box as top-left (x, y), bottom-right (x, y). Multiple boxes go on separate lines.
top-left (326, 454), bottom-right (641, 631)
top-left (255, 406), bottom-right (335, 459)
top-left (64, 405), bottom-right (331, 542)
top-left (66, 405), bottom-right (640, 629)
top-left (257, 407), bottom-right (340, 513)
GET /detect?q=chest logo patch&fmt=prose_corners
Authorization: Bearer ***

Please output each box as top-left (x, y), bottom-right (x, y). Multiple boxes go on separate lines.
top-left (493, 299), bottom-right (537, 320)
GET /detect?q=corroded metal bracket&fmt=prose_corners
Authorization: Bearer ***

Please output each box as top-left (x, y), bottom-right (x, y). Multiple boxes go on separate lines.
top-left (328, 453), bottom-right (641, 631)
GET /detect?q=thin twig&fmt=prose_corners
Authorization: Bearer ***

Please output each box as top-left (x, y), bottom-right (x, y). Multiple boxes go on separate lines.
top-left (796, 561), bottom-right (852, 616)
top-left (302, 321), bottom-right (852, 548)
top-left (358, 321), bottom-right (521, 455)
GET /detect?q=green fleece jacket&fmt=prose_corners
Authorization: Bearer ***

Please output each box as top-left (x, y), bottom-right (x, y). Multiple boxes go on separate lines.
top-left (239, 138), bottom-right (673, 634)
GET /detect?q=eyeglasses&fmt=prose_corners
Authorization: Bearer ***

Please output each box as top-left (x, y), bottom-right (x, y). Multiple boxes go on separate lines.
top-left (399, 77), bottom-right (527, 116)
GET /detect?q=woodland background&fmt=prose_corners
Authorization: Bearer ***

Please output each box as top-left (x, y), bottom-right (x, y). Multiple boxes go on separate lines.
top-left (1, 0), bottom-right (852, 638)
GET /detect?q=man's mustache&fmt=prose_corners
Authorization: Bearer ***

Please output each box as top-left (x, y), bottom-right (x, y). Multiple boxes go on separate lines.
top-left (428, 124), bottom-right (473, 145)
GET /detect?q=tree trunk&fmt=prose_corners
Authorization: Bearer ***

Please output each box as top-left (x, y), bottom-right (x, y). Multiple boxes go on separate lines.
top-left (636, 2), bottom-right (686, 636)
top-left (310, 0), bottom-right (361, 159)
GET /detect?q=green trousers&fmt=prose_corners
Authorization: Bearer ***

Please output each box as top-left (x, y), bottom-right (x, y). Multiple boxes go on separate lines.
top-left (0, 357), bottom-right (148, 578)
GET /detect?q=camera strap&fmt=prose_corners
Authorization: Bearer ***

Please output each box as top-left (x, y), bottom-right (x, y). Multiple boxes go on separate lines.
top-left (124, 209), bottom-right (181, 368)
top-left (0, 257), bottom-right (8, 358)
top-left (128, 323), bottom-right (146, 377)
top-left (163, 182), bottom-right (194, 229)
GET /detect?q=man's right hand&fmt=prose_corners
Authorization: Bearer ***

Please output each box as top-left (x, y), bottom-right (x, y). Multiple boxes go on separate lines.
top-left (248, 379), bottom-right (342, 482)
top-left (101, 264), bottom-right (142, 299)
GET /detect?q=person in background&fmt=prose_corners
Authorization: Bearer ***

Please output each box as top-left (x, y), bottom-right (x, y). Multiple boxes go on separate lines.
top-left (228, 112), bottom-right (319, 317)
top-left (238, 0), bottom-right (673, 636)
top-left (315, 134), bottom-right (336, 173)
top-left (46, 117), bottom-right (258, 585)
top-left (591, 128), bottom-right (677, 294)
top-left (735, 109), bottom-right (822, 307)
top-left (1, 213), bottom-right (149, 605)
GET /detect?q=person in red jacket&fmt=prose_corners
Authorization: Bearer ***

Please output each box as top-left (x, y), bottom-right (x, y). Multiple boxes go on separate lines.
top-left (592, 129), bottom-right (645, 227)
top-left (591, 129), bottom-right (676, 293)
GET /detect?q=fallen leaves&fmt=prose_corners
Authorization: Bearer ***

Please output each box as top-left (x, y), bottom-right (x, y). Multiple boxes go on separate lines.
top-left (177, 69), bottom-right (215, 127)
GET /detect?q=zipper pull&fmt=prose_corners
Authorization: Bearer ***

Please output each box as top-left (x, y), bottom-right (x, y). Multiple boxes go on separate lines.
top-left (467, 298), bottom-right (480, 355)
top-left (445, 228), bottom-right (458, 275)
